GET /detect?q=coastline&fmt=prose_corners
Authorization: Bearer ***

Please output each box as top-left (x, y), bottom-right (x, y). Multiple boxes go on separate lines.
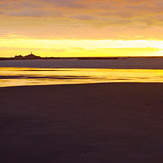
top-left (0, 83), bottom-right (163, 162)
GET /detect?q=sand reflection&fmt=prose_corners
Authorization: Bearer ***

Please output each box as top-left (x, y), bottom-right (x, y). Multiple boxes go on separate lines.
top-left (0, 67), bottom-right (163, 87)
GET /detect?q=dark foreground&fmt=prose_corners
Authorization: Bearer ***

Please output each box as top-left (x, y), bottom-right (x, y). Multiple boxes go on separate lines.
top-left (0, 83), bottom-right (163, 163)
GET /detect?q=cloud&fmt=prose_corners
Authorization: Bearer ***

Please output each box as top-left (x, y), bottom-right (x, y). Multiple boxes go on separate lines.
top-left (0, 0), bottom-right (163, 40)
top-left (1, 0), bottom-right (162, 19)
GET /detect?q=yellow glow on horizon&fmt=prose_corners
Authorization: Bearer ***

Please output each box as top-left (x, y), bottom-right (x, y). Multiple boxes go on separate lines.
top-left (0, 38), bottom-right (163, 57)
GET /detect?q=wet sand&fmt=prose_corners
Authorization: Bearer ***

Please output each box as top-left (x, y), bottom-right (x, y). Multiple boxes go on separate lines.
top-left (0, 83), bottom-right (163, 163)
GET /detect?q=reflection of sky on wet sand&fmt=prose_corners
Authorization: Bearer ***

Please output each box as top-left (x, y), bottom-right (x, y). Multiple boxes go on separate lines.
top-left (0, 67), bottom-right (163, 87)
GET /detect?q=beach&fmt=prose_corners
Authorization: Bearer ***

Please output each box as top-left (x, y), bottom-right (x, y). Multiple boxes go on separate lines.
top-left (0, 83), bottom-right (163, 163)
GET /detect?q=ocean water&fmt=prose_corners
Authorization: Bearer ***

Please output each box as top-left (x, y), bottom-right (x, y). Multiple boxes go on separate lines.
top-left (0, 67), bottom-right (163, 87)
top-left (1, 58), bottom-right (163, 69)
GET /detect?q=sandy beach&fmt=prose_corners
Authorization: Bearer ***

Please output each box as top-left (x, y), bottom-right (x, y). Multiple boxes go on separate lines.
top-left (0, 83), bottom-right (163, 163)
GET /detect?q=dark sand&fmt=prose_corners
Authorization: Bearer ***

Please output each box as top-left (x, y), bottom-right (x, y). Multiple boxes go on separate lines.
top-left (0, 83), bottom-right (163, 163)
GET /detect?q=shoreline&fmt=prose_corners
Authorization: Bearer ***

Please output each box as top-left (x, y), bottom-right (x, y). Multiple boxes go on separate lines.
top-left (1, 83), bottom-right (163, 162)
top-left (2, 81), bottom-right (163, 88)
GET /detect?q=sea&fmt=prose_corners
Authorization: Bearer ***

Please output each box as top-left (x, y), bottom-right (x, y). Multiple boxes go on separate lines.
top-left (0, 58), bottom-right (163, 87)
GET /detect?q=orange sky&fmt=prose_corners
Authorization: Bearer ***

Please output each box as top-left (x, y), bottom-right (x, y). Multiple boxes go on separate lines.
top-left (0, 0), bottom-right (163, 57)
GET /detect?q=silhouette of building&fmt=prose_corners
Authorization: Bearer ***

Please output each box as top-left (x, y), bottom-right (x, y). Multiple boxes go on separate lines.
top-left (14, 52), bottom-right (41, 60)
top-left (24, 52), bottom-right (41, 59)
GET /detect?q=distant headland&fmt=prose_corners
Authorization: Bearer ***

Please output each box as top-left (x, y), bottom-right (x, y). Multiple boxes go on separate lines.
top-left (0, 52), bottom-right (161, 61)
top-left (0, 52), bottom-right (42, 60)
top-left (0, 52), bottom-right (119, 60)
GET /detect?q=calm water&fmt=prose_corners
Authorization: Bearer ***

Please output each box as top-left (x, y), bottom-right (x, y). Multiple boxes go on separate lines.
top-left (0, 67), bottom-right (163, 87)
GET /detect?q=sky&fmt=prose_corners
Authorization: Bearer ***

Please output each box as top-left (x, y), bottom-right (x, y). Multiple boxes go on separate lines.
top-left (0, 0), bottom-right (163, 57)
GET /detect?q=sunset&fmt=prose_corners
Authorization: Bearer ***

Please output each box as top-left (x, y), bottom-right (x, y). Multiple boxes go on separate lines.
top-left (1, 1), bottom-right (163, 163)
top-left (0, 0), bottom-right (163, 57)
